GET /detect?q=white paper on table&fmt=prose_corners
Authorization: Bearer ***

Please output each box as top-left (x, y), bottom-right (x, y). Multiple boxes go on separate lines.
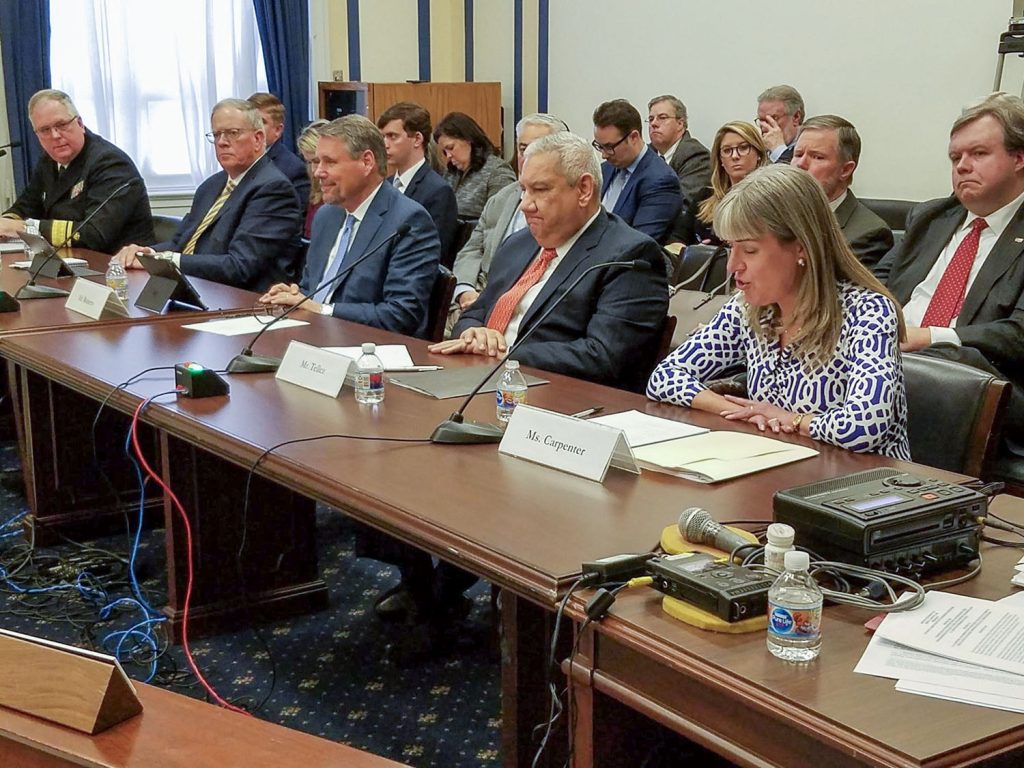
top-left (181, 316), bottom-right (309, 336)
top-left (11, 256), bottom-right (88, 268)
top-left (998, 589), bottom-right (1024, 606)
top-left (874, 591), bottom-right (1024, 677)
top-left (0, 240), bottom-right (27, 253)
top-left (588, 410), bottom-right (708, 447)
top-left (322, 345), bottom-right (414, 369)
top-left (895, 679), bottom-right (1024, 713)
top-left (855, 633), bottom-right (1024, 700)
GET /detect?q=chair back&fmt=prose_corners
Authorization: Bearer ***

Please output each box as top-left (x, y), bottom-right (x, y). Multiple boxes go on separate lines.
top-left (903, 353), bottom-right (1010, 477)
top-left (860, 198), bottom-right (918, 235)
top-left (656, 315), bottom-right (678, 362)
top-left (448, 218), bottom-right (478, 270)
top-left (151, 214), bottom-right (182, 244)
top-left (425, 265), bottom-right (457, 342)
top-left (672, 244), bottom-right (729, 294)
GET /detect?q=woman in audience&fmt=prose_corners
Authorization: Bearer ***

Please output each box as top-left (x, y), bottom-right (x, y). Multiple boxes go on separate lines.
top-left (297, 119), bottom-right (329, 239)
top-left (433, 112), bottom-right (516, 220)
top-left (694, 121), bottom-right (769, 244)
top-left (648, 164), bottom-right (910, 459)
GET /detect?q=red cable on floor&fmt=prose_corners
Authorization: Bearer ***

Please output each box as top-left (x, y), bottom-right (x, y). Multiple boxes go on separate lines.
top-left (130, 397), bottom-right (250, 716)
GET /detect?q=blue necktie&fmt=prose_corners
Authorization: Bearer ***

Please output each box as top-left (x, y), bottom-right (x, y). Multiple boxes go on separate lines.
top-left (313, 215), bottom-right (356, 304)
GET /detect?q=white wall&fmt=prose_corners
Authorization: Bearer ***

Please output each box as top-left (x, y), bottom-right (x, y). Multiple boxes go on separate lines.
top-left (473, 0), bottom-right (515, 155)
top-left (359, 0), bottom-right (421, 82)
top-left (545, 0), bottom-right (1022, 201)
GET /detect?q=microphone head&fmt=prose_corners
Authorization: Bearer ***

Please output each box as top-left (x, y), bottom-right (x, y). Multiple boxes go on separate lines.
top-left (630, 259), bottom-right (652, 272)
top-left (0, 150), bottom-right (6, 158)
top-left (395, 223), bottom-right (411, 238)
top-left (677, 506), bottom-right (715, 543)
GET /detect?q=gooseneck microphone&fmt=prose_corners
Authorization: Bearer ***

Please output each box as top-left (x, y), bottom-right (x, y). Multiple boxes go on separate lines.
top-left (430, 257), bottom-right (653, 444)
top-left (677, 507), bottom-right (756, 560)
top-left (15, 178), bottom-right (139, 300)
top-left (0, 140), bottom-right (22, 159)
top-left (226, 222), bottom-right (411, 374)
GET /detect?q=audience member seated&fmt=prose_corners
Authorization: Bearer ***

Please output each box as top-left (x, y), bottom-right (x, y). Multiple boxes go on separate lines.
top-left (649, 164), bottom-right (910, 459)
top-left (433, 112), bottom-right (516, 220)
top-left (792, 114), bottom-right (893, 266)
top-left (447, 112), bottom-right (567, 334)
top-left (0, 88), bottom-right (154, 252)
top-left (377, 102), bottom-right (458, 263)
top-left (647, 94), bottom-right (711, 208)
top-left (695, 121), bottom-right (768, 245)
top-left (297, 119), bottom-right (329, 239)
top-left (593, 98), bottom-right (682, 245)
top-left (116, 98), bottom-right (302, 291)
top-left (756, 85), bottom-right (805, 164)
top-left (260, 115), bottom-right (440, 337)
top-left (875, 92), bottom-right (1024, 455)
top-left (248, 91), bottom-right (311, 208)
top-left (433, 131), bottom-right (669, 391)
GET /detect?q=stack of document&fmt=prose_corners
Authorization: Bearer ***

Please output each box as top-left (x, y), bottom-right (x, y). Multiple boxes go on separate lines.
top-left (612, 421), bottom-right (818, 483)
top-left (856, 590), bottom-right (1024, 712)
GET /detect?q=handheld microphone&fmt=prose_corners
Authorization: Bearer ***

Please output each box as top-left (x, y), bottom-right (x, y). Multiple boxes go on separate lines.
top-left (430, 257), bottom-right (653, 444)
top-left (226, 222), bottom-right (412, 373)
top-left (16, 178), bottom-right (139, 300)
top-left (677, 507), bottom-right (756, 560)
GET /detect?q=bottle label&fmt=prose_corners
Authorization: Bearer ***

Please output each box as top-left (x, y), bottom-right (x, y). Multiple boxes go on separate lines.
top-left (496, 388), bottom-right (527, 410)
top-left (366, 371), bottom-right (384, 391)
top-left (768, 601), bottom-right (821, 640)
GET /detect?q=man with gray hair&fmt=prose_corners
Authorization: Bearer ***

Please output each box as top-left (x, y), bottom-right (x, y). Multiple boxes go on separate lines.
top-left (117, 97), bottom-right (302, 290)
top-left (792, 114), bottom-right (893, 265)
top-left (1, 89), bottom-right (154, 251)
top-left (757, 84), bottom-right (805, 163)
top-left (261, 114), bottom-right (440, 336)
top-left (647, 94), bottom-right (710, 207)
top-left (446, 112), bottom-right (567, 333)
top-left (432, 131), bottom-right (668, 392)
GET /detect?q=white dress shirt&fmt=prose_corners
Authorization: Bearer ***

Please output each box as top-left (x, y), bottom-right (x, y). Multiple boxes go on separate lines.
top-left (393, 158), bottom-right (425, 194)
top-left (319, 182), bottom-right (384, 314)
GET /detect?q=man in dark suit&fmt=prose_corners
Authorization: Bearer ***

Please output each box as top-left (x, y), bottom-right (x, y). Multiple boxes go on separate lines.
top-left (376, 102), bottom-right (458, 264)
top-left (757, 85), bottom-right (804, 164)
top-left (1, 89), bottom-right (154, 252)
top-left (248, 92), bottom-right (311, 208)
top-left (647, 94), bottom-right (711, 208)
top-left (261, 115), bottom-right (440, 337)
top-left (792, 115), bottom-right (893, 266)
top-left (432, 131), bottom-right (669, 390)
top-left (116, 98), bottom-right (302, 291)
top-left (876, 92), bottom-right (1024, 444)
top-left (592, 99), bottom-right (682, 245)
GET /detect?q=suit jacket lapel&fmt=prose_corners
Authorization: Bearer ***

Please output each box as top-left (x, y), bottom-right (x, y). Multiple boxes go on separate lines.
top-left (961, 202), bottom-right (1024, 323)
top-left (893, 204), bottom-right (964, 304)
top-left (334, 185), bottom-right (389, 292)
top-left (518, 214), bottom-right (606, 331)
top-left (834, 191), bottom-right (857, 228)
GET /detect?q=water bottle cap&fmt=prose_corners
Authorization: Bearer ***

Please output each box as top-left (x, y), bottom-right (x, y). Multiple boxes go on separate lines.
top-left (784, 550), bottom-right (809, 571)
top-left (361, 342), bottom-right (375, 354)
top-left (505, 359), bottom-right (519, 370)
top-left (766, 523), bottom-right (795, 547)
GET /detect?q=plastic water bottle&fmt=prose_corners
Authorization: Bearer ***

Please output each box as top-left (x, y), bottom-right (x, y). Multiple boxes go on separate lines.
top-left (763, 523), bottom-right (795, 573)
top-left (105, 257), bottom-right (128, 302)
top-left (354, 342), bottom-right (385, 404)
top-left (495, 359), bottom-right (528, 423)
top-left (767, 550), bottom-right (822, 662)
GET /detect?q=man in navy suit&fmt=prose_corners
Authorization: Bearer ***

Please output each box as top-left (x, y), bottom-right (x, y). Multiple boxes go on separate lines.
top-left (248, 92), bottom-right (311, 207)
top-left (377, 102), bottom-right (458, 264)
top-left (592, 99), bottom-right (682, 245)
top-left (116, 98), bottom-right (302, 291)
top-left (260, 115), bottom-right (440, 337)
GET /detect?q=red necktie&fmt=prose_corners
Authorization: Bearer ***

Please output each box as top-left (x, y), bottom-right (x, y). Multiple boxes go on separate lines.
top-left (920, 217), bottom-right (988, 328)
top-left (486, 248), bottom-right (558, 334)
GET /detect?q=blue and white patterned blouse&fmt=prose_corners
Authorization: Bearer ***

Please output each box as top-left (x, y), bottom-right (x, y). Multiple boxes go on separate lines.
top-left (647, 282), bottom-right (911, 459)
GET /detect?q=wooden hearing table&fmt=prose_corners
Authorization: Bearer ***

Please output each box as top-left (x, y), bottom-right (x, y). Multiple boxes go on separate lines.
top-left (564, 495), bottom-right (1024, 768)
top-left (0, 309), bottom-right (972, 767)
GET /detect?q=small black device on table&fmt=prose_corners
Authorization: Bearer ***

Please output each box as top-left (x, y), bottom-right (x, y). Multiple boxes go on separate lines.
top-left (648, 553), bottom-right (774, 622)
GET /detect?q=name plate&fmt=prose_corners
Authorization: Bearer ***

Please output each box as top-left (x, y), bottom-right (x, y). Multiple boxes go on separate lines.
top-left (499, 404), bottom-right (639, 483)
top-left (64, 278), bottom-right (129, 319)
top-left (275, 340), bottom-right (353, 397)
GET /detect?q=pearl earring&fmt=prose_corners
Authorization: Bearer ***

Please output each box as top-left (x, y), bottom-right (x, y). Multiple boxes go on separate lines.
top-left (798, 258), bottom-right (806, 267)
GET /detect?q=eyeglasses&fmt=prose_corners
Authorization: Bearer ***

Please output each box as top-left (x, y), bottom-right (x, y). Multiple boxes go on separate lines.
top-left (592, 133), bottom-right (629, 154)
top-left (646, 113), bottom-right (679, 124)
top-left (205, 128), bottom-right (255, 144)
top-left (719, 143), bottom-right (754, 159)
top-left (33, 117), bottom-right (79, 138)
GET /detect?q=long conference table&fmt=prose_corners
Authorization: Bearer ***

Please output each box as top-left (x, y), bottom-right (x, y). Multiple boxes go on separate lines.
top-left (1, 248), bottom-right (1023, 767)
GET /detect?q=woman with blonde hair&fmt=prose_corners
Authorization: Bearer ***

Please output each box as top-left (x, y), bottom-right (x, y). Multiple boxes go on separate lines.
top-left (694, 121), bottom-right (769, 244)
top-left (648, 164), bottom-right (910, 458)
top-left (297, 119), bottom-right (329, 238)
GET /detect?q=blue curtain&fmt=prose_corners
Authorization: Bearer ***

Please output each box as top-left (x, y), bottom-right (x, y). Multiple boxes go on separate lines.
top-left (0, 0), bottom-right (51, 192)
top-left (252, 0), bottom-right (310, 156)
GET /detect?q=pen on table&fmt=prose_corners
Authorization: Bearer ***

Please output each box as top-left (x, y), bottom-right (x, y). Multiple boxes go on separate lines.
top-left (386, 365), bottom-right (443, 372)
top-left (569, 407), bottom-right (603, 419)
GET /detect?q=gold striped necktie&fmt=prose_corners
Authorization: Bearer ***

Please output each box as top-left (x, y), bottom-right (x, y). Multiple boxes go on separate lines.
top-left (182, 179), bottom-right (236, 255)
